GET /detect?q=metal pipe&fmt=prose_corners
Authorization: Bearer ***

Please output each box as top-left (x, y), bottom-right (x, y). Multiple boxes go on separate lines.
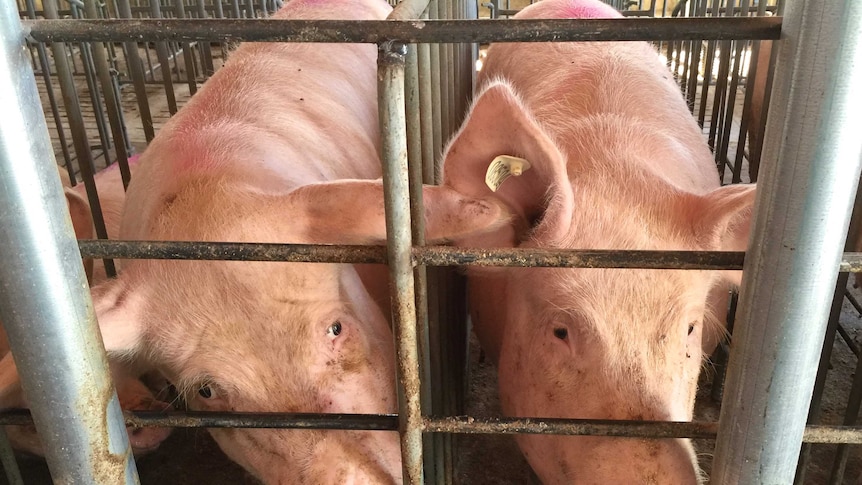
top-left (0, 1), bottom-right (139, 482)
top-left (0, 428), bottom-right (24, 485)
top-left (116, 0), bottom-right (156, 142)
top-left (42, 0), bottom-right (117, 278)
top-left (711, 1), bottom-right (862, 483)
top-left (24, 17), bottom-right (784, 43)
top-left (378, 41), bottom-right (424, 485)
top-left (82, 0), bottom-right (133, 188)
top-left (0, 408), bottom-right (858, 444)
top-left (149, 0), bottom-right (179, 115)
top-left (72, 239), bottom-right (862, 271)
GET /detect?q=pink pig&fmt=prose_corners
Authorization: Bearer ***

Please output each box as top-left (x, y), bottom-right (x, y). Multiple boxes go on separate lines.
top-left (87, 0), bottom-right (502, 482)
top-left (0, 159), bottom-right (173, 457)
top-left (427, 0), bottom-right (757, 482)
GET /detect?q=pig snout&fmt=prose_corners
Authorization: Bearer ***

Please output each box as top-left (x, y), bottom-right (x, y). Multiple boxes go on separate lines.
top-left (305, 433), bottom-right (402, 485)
top-left (524, 436), bottom-right (700, 485)
top-left (116, 379), bottom-right (174, 455)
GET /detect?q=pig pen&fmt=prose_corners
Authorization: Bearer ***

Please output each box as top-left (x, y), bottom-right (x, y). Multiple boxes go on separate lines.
top-left (2, 0), bottom-right (862, 484)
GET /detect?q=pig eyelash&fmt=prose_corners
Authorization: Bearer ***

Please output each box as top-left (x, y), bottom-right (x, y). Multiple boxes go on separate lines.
top-left (327, 320), bottom-right (343, 338)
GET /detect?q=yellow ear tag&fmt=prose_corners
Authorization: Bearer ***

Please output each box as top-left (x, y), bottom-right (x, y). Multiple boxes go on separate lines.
top-left (484, 155), bottom-right (532, 192)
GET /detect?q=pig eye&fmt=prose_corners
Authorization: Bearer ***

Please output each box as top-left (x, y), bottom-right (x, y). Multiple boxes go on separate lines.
top-left (553, 327), bottom-right (568, 340)
top-left (327, 320), bottom-right (342, 338)
top-left (198, 385), bottom-right (214, 399)
top-left (688, 324), bottom-right (695, 335)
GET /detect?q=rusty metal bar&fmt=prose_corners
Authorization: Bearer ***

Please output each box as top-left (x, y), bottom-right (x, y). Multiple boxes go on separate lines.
top-left (712, 1), bottom-right (862, 483)
top-left (378, 40), bottom-right (424, 485)
top-left (0, 409), bottom-right (858, 444)
top-left (116, 0), bottom-right (156, 142)
top-left (0, 0), bottom-right (138, 481)
top-left (24, 17), bottom-right (783, 43)
top-left (72, 240), bottom-right (862, 271)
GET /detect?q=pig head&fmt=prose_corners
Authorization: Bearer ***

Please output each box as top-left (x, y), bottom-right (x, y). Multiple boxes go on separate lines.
top-left (417, 0), bottom-right (757, 482)
top-left (86, 0), bottom-right (503, 483)
top-left (0, 160), bottom-right (172, 457)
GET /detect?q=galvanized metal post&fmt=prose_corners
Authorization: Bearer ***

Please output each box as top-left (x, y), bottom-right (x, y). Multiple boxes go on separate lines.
top-left (0, 1), bottom-right (139, 483)
top-left (712, 2), bottom-right (862, 483)
top-left (378, 40), bottom-right (424, 485)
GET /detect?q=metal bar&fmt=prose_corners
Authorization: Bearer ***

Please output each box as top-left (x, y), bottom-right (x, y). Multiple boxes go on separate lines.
top-left (72, 240), bottom-right (862, 271)
top-left (378, 40), bottom-right (424, 485)
top-left (830, 333), bottom-right (862, 483)
top-left (0, 1), bottom-right (139, 482)
top-left (172, 0), bottom-right (199, 95)
top-left (0, 428), bottom-right (24, 485)
top-left (711, 1), bottom-right (862, 483)
top-left (42, 0), bottom-right (118, 278)
top-left (116, 0), bottom-right (156, 142)
top-left (82, 0), bottom-right (133, 187)
top-left (0, 408), bottom-right (858, 444)
top-left (24, 17), bottom-right (783, 43)
top-left (837, 322), bottom-right (860, 358)
top-left (149, 0), bottom-right (179, 115)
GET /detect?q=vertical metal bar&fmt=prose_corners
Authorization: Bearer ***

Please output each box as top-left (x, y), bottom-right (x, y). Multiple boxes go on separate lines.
top-left (24, 0), bottom-right (72, 173)
top-left (173, 0), bottom-right (199, 94)
top-left (829, 340), bottom-right (862, 484)
top-left (697, 0), bottom-right (721, 127)
top-left (379, 41), bottom-right (424, 485)
top-left (83, 0), bottom-right (132, 186)
top-left (195, 0), bottom-right (215, 76)
top-left (417, 34), bottom-right (434, 176)
top-left (712, 1), bottom-right (862, 483)
top-left (116, 0), bottom-right (156, 143)
top-left (150, 0), bottom-right (179, 114)
top-left (0, 428), bottom-right (24, 485)
top-left (437, 0), bottom-right (450, 143)
top-left (429, 0), bottom-right (442, 157)
top-left (0, 2), bottom-right (139, 482)
top-left (42, 0), bottom-right (117, 278)
top-left (720, 0), bottom-right (749, 181)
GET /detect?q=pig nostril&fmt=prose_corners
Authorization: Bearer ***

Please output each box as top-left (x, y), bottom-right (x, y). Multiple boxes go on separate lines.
top-left (553, 327), bottom-right (568, 340)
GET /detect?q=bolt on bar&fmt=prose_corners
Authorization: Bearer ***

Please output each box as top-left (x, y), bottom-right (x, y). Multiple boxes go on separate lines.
top-left (0, 2), bottom-right (138, 483)
top-left (712, 1), bottom-right (862, 483)
top-left (23, 17), bottom-right (782, 43)
top-left (378, 40), bottom-right (424, 484)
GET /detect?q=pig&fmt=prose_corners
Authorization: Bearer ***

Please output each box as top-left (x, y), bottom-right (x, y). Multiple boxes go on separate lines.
top-left (86, 0), bottom-right (503, 482)
top-left (0, 159), bottom-right (173, 457)
top-left (417, 0), bottom-right (757, 482)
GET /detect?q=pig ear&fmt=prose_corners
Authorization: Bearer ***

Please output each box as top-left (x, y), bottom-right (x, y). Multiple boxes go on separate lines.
top-left (90, 276), bottom-right (147, 357)
top-left (286, 179), bottom-right (511, 245)
top-left (64, 187), bottom-right (95, 284)
top-left (438, 80), bottom-right (573, 246)
top-left (690, 183), bottom-right (757, 286)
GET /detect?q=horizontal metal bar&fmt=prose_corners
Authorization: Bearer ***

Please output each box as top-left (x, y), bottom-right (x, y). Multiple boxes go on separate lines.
top-left (0, 410), bottom-right (858, 443)
top-left (0, 409), bottom-right (399, 431)
top-left (75, 240), bottom-right (862, 271)
top-left (78, 240), bottom-right (388, 263)
top-left (23, 17), bottom-right (782, 44)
